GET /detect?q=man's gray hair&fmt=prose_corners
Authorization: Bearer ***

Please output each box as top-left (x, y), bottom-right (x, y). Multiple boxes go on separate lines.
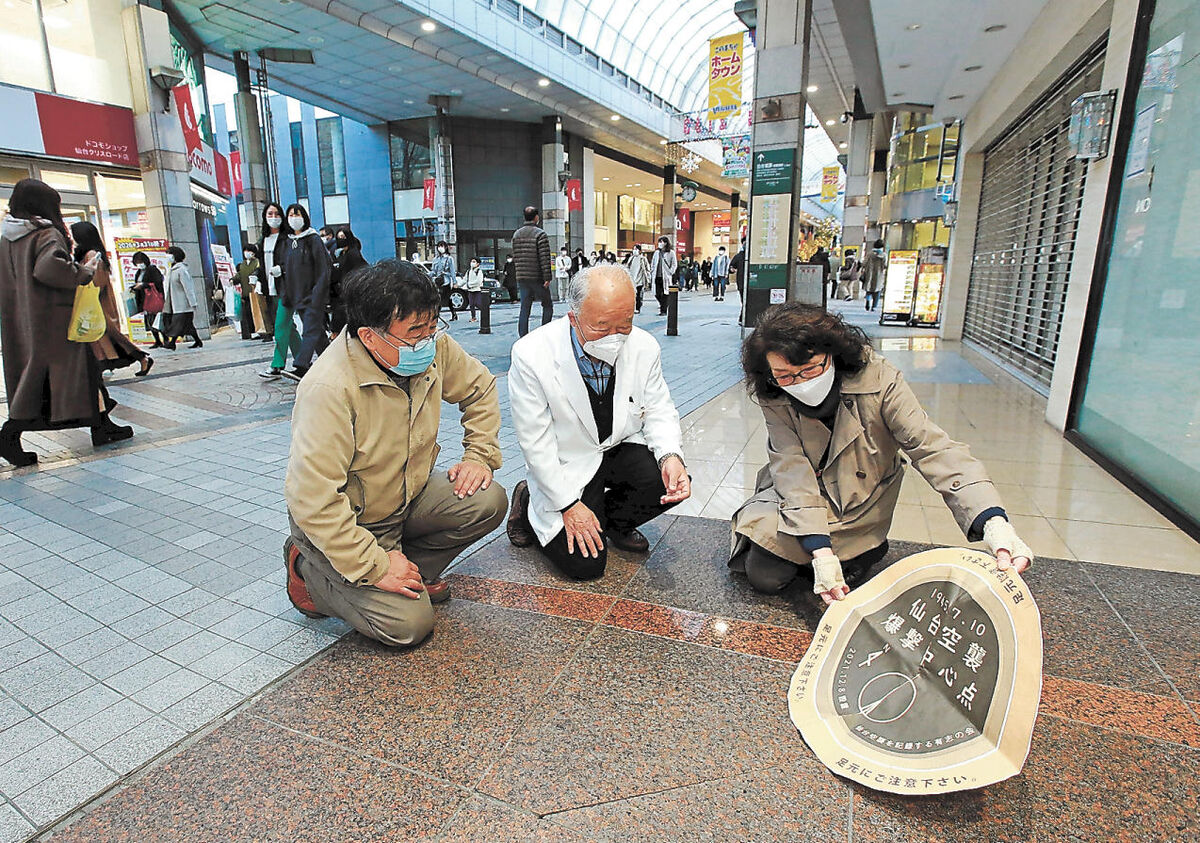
top-left (568, 264), bottom-right (636, 313)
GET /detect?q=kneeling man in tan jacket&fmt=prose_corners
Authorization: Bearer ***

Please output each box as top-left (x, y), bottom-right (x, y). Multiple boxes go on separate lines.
top-left (284, 259), bottom-right (505, 647)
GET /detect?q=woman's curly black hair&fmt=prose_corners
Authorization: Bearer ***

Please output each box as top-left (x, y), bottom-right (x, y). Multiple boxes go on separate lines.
top-left (742, 303), bottom-right (871, 400)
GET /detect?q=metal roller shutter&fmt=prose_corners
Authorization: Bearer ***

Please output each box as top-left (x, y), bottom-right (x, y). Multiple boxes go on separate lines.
top-left (963, 44), bottom-right (1106, 390)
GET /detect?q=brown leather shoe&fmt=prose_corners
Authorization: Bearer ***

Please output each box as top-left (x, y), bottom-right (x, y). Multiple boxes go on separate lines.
top-left (284, 538), bottom-right (327, 619)
top-left (506, 480), bottom-right (535, 548)
top-left (423, 578), bottom-right (451, 604)
top-left (606, 527), bottom-right (650, 554)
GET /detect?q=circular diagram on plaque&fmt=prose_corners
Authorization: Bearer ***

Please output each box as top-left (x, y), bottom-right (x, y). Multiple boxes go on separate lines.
top-left (857, 672), bottom-right (918, 723)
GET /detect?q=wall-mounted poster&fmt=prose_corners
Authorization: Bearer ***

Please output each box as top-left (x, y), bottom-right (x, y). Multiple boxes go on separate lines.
top-left (879, 250), bottom-right (918, 324)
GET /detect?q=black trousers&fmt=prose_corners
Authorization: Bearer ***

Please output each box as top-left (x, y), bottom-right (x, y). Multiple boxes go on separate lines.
top-left (240, 292), bottom-right (255, 339)
top-left (294, 303), bottom-right (329, 369)
top-left (741, 540), bottom-right (890, 594)
top-left (654, 277), bottom-right (668, 313)
top-left (539, 443), bottom-right (670, 580)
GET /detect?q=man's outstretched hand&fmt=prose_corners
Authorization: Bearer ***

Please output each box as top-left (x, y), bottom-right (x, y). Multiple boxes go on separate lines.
top-left (660, 455), bottom-right (690, 505)
top-left (448, 460), bottom-right (492, 499)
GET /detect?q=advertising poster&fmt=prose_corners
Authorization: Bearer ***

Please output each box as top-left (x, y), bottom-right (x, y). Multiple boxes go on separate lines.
top-left (722, 134), bottom-right (751, 179)
top-left (911, 263), bottom-right (946, 326)
top-left (880, 250), bottom-right (918, 324)
top-left (114, 238), bottom-right (170, 344)
top-left (707, 34), bottom-right (744, 121)
top-left (789, 548), bottom-right (1042, 795)
top-left (821, 166), bottom-right (841, 202)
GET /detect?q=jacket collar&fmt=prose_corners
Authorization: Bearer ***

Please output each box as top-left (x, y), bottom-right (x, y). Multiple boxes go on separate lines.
top-left (838, 354), bottom-right (883, 394)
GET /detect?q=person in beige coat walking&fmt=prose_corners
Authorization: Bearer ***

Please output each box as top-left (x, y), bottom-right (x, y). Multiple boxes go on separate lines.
top-left (731, 304), bottom-right (1033, 606)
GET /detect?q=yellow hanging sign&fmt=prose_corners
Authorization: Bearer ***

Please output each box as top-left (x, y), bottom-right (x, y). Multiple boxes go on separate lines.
top-left (822, 166), bottom-right (841, 201)
top-left (707, 34), bottom-right (744, 121)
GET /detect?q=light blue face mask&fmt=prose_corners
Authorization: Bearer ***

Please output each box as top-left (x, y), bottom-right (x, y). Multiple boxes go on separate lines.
top-left (374, 329), bottom-right (437, 376)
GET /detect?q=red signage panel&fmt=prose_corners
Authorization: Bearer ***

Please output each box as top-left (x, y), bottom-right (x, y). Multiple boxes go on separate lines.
top-left (173, 86), bottom-right (203, 156)
top-left (34, 93), bottom-right (138, 168)
top-left (422, 177), bottom-right (436, 211)
top-left (565, 178), bottom-right (582, 211)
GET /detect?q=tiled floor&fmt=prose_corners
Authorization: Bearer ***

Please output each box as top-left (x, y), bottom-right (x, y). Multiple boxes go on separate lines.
top-left (2, 292), bottom-right (1198, 841)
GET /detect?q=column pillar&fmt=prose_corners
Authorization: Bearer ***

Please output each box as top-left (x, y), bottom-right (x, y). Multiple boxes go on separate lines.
top-left (581, 145), bottom-right (596, 252)
top-left (938, 151), bottom-right (983, 343)
top-left (660, 164), bottom-right (677, 245)
top-left (841, 114), bottom-right (873, 257)
top-left (427, 98), bottom-right (457, 247)
top-left (745, 0), bottom-right (812, 326)
top-left (541, 116), bottom-right (567, 252)
top-left (865, 113), bottom-right (891, 245)
top-left (121, 0), bottom-right (208, 334)
top-left (233, 52), bottom-right (269, 248)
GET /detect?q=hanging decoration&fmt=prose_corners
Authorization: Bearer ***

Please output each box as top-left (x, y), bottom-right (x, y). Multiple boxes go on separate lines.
top-left (680, 151), bottom-right (703, 174)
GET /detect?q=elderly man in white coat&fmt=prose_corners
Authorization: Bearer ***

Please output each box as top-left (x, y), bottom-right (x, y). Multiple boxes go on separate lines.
top-left (506, 264), bottom-right (691, 579)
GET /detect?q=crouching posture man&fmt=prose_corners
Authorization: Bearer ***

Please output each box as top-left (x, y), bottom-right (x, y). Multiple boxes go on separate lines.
top-left (506, 264), bottom-right (690, 579)
top-left (284, 260), bottom-right (506, 646)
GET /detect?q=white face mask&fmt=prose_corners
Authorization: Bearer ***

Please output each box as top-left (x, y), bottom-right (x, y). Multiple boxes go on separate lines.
top-left (581, 330), bottom-right (627, 366)
top-left (266, 215), bottom-right (281, 228)
top-left (781, 362), bottom-right (836, 406)
top-left (166, 255), bottom-right (176, 266)
top-left (438, 246), bottom-right (446, 254)
top-left (288, 216), bottom-right (305, 232)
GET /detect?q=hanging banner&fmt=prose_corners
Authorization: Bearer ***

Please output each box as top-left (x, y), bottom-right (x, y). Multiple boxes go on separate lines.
top-left (721, 133), bottom-right (751, 179)
top-left (880, 250), bottom-right (918, 324)
top-left (565, 178), bottom-right (583, 211)
top-left (173, 85), bottom-right (204, 156)
top-left (229, 151), bottom-right (243, 196)
top-left (821, 166), bottom-right (841, 202)
top-left (707, 34), bottom-right (744, 121)
top-left (789, 547), bottom-right (1042, 796)
top-left (422, 178), bottom-right (436, 211)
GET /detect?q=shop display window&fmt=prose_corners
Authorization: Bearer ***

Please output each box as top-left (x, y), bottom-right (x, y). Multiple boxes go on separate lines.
top-left (42, 0), bottom-right (133, 107)
top-left (0, 0), bottom-right (53, 92)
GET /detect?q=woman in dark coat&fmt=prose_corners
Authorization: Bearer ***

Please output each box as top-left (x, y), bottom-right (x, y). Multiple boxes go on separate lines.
top-left (130, 251), bottom-right (166, 347)
top-left (331, 226), bottom-right (367, 337)
top-left (0, 179), bottom-right (132, 466)
top-left (278, 203), bottom-right (332, 380)
top-left (71, 222), bottom-right (153, 377)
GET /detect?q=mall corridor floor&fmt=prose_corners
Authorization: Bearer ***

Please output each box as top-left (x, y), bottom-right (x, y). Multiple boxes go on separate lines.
top-left (0, 296), bottom-right (1197, 842)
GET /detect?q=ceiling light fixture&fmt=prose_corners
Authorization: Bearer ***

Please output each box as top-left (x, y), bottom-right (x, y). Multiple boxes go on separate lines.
top-left (891, 92), bottom-right (905, 97)
top-left (625, 184), bottom-right (633, 187)
top-left (906, 23), bottom-right (921, 30)
top-left (806, 84), bottom-right (818, 93)
top-left (825, 119), bottom-right (835, 125)
top-left (421, 20), bottom-right (436, 32)
top-left (602, 177), bottom-right (610, 181)
top-left (403, 98), bottom-right (414, 104)
top-left (984, 24), bottom-right (1007, 32)
top-left (537, 78), bottom-right (550, 87)
top-left (307, 35), bottom-right (324, 44)
top-left (964, 64), bottom-right (983, 71)
top-left (947, 94), bottom-right (964, 101)
top-left (839, 142), bottom-right (847, 148)
top-left (610, 114), bottom-right (621, 121)
top-left (898, 63), bottom-right (911, 69)
top-left (499, 106), bottom-right (510, 112)
top-left (659, 139), bottom-right (668, 145)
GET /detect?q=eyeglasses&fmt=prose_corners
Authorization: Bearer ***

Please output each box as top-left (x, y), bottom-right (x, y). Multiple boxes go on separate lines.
top-left (769, 355), bottom-right (829, 386)
top-left (373, 318), bottom-right (449, 352)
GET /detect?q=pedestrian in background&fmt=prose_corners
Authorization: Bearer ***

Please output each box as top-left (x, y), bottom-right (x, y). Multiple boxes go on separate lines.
top-left (701, 255), bottom-right (713, 288)
top-left (261, 202), bottom-right (299, 379)
top-left (512, 205), bottom-right (553, 337)
top-left (431, 240), bottom-right (459, 321)
top-left (572, 247), bottom-right (588, 275)
top-left (279, 203), bottom-right (332, 381)
top-left (235, 244), bottom-right (263, 341)
top-left (70, 222), bottom-right (153, 378)
top-left (331, 226), bottom-right (367, 337)
top-left (862, 240), bottom-right (886, 312)
top-left (130, 251), bottom-right (166, 348)
top-left (502, 254), bottom-right (518, 302)
top-left (465, 256), bottom-right (486, 323)
top-left (711, 245), bottom-right (731, 301)
top-left (0, 179), bottom-right (133, 464)
top-left (808, 246), bottom-right (833, 299)
top-left (319, 225), bottom-right (338, 260)
top-left (163, 246), bottom-right (202, 350)
top-left (628, 243), bottom-right (649, 314)
top-left (555, 245), bottom-right (572, 302)
top-left (836, 250), bottom-right (862, 301)
top-left (649, 236), bottom-right (676, 316)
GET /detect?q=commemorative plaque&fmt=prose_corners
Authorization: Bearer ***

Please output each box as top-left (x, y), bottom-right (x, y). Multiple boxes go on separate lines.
top-left (788, 548), bottom-right (1042, 795)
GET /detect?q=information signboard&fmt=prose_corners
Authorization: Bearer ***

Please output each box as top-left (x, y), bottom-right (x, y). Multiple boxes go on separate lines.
top-left (114, 237), bottom-right (170, 344)
top-left (879, 250), bottom-right (918, 324)
top-left (911, 262), bottom-right (946, 326)
top-left (789, 547), bottom-right (1042, 795)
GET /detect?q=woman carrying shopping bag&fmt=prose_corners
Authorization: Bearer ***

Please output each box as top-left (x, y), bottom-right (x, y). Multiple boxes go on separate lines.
top-left (70, 221), bottom-right (153, 377)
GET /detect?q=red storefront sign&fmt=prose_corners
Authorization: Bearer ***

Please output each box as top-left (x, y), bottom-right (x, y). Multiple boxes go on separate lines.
top-left (565, 178), bottom-right (582, 211)
top-left (33, 92), bottom-right (138, 168)
top-left (422, 178), bottom-right (436, 210)
top-left (214, 149), bottom-right (231, 197)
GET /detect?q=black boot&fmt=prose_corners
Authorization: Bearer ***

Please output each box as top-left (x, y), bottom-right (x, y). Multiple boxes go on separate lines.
top-left (91, 414), bottom-right (134, 447)
top-left (0, 424), bottom-right (37, 467)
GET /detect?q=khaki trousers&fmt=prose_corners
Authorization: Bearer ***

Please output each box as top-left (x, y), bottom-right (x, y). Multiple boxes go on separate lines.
top-left (289, 473), bottom-right (507, 648)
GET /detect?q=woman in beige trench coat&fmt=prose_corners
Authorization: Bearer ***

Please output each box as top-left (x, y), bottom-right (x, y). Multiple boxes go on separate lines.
top-left (731, 304), bottom-right (1034, 606)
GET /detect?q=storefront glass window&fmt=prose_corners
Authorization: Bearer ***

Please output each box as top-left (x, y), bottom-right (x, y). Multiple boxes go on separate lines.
top-left (1074, 6), bottom-right (1200, 526)
top-left (317, 118), bottom-right (348, 195)
top-left (0, 0), bottom-right (52, 92)
top-left (43, 0), bottom-right (132, 108)
top-left (0, 163), bottom-right (32, 187)
top-left (95, 174), bottom-right (148, 241)
top-left (290, 123), bottom-right (308, 199)
top-left (594, 191), bottom-right (607, 226)
top-left (40, 169), bottom-right (91, 194)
